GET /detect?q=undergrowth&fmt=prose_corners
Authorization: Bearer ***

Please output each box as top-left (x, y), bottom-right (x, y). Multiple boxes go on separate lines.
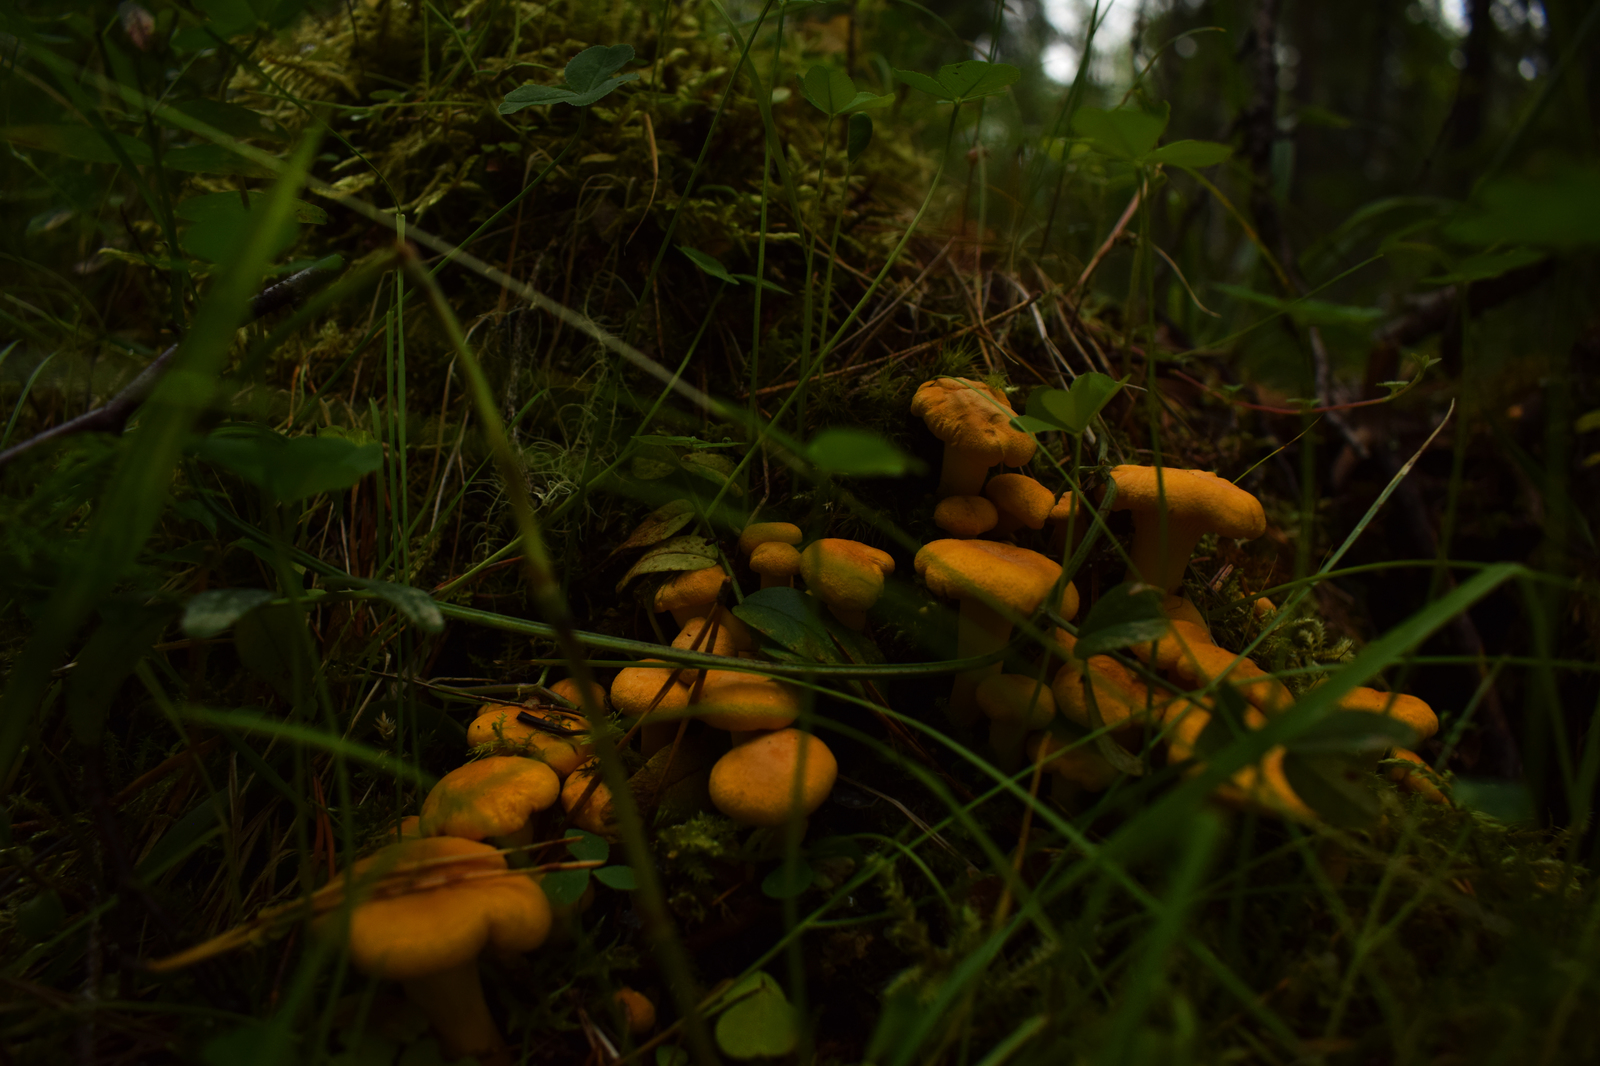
top-left (1, 1), bottom-right (1599, 1064)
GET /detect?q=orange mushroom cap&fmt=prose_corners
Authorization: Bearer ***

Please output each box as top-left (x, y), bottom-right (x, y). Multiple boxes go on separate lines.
top-left (738, 522), bottom-right (803, 556)
top-left (419, 756), bottom-right (561, 840)
top-left (934, 495), bottom-right (999, 538)
top-left (984, 473), bottom-right (1056, 533)
top-left (1104, 466), bottom-right (1266, 591)
top-left (466, 706), bottom-right (591, 778)
top-left (708, 729), bottom-right (837, 827)
top-left (799, 539), bottom-right (895, 612)
top-left (653, 566), bottom-right (728, 623)
top-left (911, 378), bottom-right (1036, 497)
top-left (750, 541), bottom-right (803, 587)
top-left (1334, 687), bottom-right (1438, 741)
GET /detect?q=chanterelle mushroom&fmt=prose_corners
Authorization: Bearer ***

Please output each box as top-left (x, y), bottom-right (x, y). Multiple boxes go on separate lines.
top-left (985, 473), bottom-right (1055, 537)
top-left (419, 756), bottom-right (561, 848)
top-left (915, 539), bottom-right (1062, 726)
top-left (799, 539), bottom-right (895, 630)
top-left (911, 378), bottom-right (1036, 498)
top-left (324, 836), bottom-right (552, 1064)
top-left (1105, 465), bottom-right (1266, 592)
top-left (708, 728), bottom-right (837, 827)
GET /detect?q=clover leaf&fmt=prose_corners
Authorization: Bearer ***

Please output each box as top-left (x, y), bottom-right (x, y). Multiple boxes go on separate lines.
top-left (800, 65), bottom-right (894, 118)
top-left (500, 44), bottom-right (639, 114)
top-left (894, 60), bottom-right (1019, 104)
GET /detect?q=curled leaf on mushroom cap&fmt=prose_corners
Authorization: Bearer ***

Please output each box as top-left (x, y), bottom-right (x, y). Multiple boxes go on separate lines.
top-left (933, 495), bottom-right (999, 538)
top-left (319, 836), bottom-right (552, 1062)
top-left (738, 521), bottom-right (802, 556)
top-left (911, 377), bottom-right (1036, 497)
top-left (984, 473), bottom-right (1056, 534)
top-left (419, 756), bottom-right (561, 840)
top-left (1332, 687), bottom-right (1439, 741)
top-left (708, 728), bottom-right (838, 827)
top-left (1104, 465), bottom-right (1267, 591)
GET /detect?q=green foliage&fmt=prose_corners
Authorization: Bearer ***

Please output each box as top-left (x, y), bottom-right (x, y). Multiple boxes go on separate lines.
top-left (499, 44), bottom-right (640, 112)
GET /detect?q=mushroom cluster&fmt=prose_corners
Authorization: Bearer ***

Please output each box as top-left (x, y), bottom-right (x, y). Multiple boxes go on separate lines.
top-left (903, 376), bottom-right (1450, 817)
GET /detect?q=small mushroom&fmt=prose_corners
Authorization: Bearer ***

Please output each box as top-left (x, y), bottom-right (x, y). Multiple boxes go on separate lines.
top-left (419, 756), bottom-right (562, 849)
top-left (466, 706), bottom-right (591, 777)
top-left (612, 659), bottom-right (694, 756)
top-left (708, 728), bottom-right (838, 827)
top-left (739, 522), bottom-right (803, 557)
top-left (1386, 748), bottom-right (1448, 803)
top-left (653, 566), bottom-right (728, 625)
top-left (561, 767), bottom-right (619, 838)
top-left (323, 836), bottom-right (552, 1064)
top-left (613, 987), bottom-right (657, 1036)
top-left (1026, 731), bottom-right (1119, 803)
top-left (750, 541), bottom-right (802, 588)
top-left (1163, 700), bottom-right (1314, 821)
top-left (915, 539), bottom-right (1062, 725)
top-left (1333, 687), bottom-right (1438, 741)
top-left (984, 474), bottom-right (1055, 538)
top-left (1104, 465), bottom-right (1267, 592)
top-left (933, 495), bottom-right (999, 539)
top-left (976, 674), bottom-right (1057, 771)
top-left (1053, 654), bottom-right (1168, 730)
top-left (911, 377), bottom-right (1037, 497)
top-left (799, 539), bottom-right (895, 630)
top-left (687, 677), bottom-right (802, 733)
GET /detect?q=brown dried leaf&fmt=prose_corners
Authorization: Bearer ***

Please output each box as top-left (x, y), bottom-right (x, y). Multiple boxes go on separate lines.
top-left (606, 499), bottom-right (697, 561)
top-left (616, 535), bottom-right (720, 592)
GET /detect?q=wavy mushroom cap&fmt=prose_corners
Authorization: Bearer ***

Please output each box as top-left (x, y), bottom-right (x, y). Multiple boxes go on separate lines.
top-left (420, 757), bottom-right (561, 840)
top-left (709, 729), bottom-right (838, 827)
top-left (611, 660), bottom-right (693, 718)
top-left (1026, 731), bottom-right (1120, 792)
top-left (910, 378), bottom-right (1036, 465)
top-left (1334, 687), bottom-right (1439, 741)
top-left (546, 676), bottom-right (608, 714)
top-left (1160, 596), bottom-right (1209, 630)
top-left (738, 522), bottom-right (803, 556)
top-left (688, 679), bottom-right (801, 732)
top-left (614, 988), bottom-right (657, 1035)
top-left (1168, 643), bottom-right (1293, 715)
top-left (339, 837), bottom-right (552, 981)
top-left (1058, 581), bottom-right (1080, 623)
top-left (672, 614), bottom-right (753, 657)
top-left (985, 473), bottom-right (1056, 531)
top-left (1387, 748), bottom-right (1449, 803)
top-left (561, 769), bottom-right (618, 837)
top-left (933, 495), bottom-right (999, 538)
top-left (1164, 702), bottom-right (1314, 821)
top-left (914, 540), bottom-right (1062, 616)
top-left (466, 707), bottom-right (591, 777)
top-left (652, 566), bottom-right (728, 620)
top-left (800, 539), bottom-right (896, 612)
top-left (1048, 492), bottom-right (1082, 526)
top-left (976, 674), bottom-right (1056, 728)
top-left (1106, 466), bottom-right (1267, 539)
top-left (750, 541), bottom-right (802, 583)
top-left (1054, 654), bottom-right (1168, 729)
top-left (1126, 618), bottom-right (1215, 673)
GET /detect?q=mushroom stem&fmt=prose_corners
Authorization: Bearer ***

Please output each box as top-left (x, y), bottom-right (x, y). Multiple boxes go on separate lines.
top-left (988, 720), bottom-right (1030, 772)
top-left (1125, 516), bottom-right (1205, 592)
top-left (827, 604), bottom-right (868, 630)
top-left (939, 448), bottom-right (994, 499)
top-left (403, 961), bottom-right (506, 1064)
top-left (950, 599), bottom-right (1010, 727)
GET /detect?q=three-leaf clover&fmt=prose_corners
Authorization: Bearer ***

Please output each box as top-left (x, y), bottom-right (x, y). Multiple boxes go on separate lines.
top-left (800, 65), bottom-right (894, 118)
top-left (500, 44), bottom-right (639, 114)
top-left (894, 60), bottom-right (1020, 105)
